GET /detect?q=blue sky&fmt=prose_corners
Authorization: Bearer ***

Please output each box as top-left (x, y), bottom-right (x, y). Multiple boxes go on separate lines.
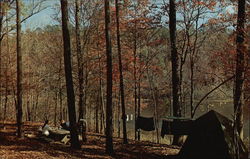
top-left (24, 0), bottom-right (59, 30)
top-left (23, 0), bottom-right (235, 30)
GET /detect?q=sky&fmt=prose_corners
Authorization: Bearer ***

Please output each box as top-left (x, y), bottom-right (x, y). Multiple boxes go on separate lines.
top-left (23, 0), bottom-right (59, 30)
top-left (23, 0), bottom-right (236, 30)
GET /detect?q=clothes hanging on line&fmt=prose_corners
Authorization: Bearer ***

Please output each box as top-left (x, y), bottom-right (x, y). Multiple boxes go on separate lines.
top-left (136, 116), bottom-right (156, 131)
top-left (161, 120), bottom-right (193, 138)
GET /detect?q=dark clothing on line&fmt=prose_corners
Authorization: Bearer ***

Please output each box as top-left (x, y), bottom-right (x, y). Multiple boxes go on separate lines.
top-left (161, 120), bottom-right (193, 138)
top-left (161, 120), bottom-right (170, 138)
top-left (136, 116), bottom-right (155, 131)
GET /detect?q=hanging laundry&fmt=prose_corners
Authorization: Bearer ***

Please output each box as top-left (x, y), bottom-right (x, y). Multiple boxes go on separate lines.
top-left (161, 120), bottom-right (170, 138)
top-left (161, 120), bottom-right (193, 138)
top-left (136, 116), bottom-right (155, 131)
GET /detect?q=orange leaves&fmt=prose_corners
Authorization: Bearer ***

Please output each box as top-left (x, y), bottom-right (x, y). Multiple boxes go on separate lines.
top-left (192, 0), bottom-right (217, 10)
top-left (195, 1), bottom-right (206, 6)
top-left (208, 18), bottom-right (218, 25)
top-left (147, 39), bottom-right (164, 47)
top-left (208, 1), bottom-right (217, 10)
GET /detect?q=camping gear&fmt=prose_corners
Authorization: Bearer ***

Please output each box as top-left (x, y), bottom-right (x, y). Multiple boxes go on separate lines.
top-left (161, 119), bottom-right (193, 137)
top-left (60, 120), bottom-right (70, 131)
top-left (136, 116), bottom-right (155, 131)
top-left (178, 110), bottom-right (248, 159)
top-left (42, 120), bottom-right (51, 136)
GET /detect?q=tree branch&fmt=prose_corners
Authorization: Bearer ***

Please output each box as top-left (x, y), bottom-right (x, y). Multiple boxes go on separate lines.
top-left (192, 75), bottom-right (235, 118)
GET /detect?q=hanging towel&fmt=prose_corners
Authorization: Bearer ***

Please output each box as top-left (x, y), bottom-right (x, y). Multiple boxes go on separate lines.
top-left (161, 120), bottom-right (193, 138)
top-left (136, 116), bottom-right (155, 131)
top-left (161, 120), bottom-right (171, 138)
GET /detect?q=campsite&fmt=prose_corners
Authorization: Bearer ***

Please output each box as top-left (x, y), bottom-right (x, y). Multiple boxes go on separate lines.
top-left (0, 0), bottom-right (249, 158)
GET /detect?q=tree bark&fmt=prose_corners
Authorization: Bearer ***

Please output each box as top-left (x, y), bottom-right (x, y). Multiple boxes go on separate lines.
top-left (60, 0), bottom-right (80, 149)
top-left (0, 1), bottom-right (3, 121)
top-left (95, 95), bottom-right (99, 133)
top-left (98, 51), bottom-right (105, 134)
top-left (75, 0), bottom-right (87, 142)
top-left (16, 0), bottom-right (23, 138)
top-left (54, 92), bottom-right (58, 126)
top-left (234, 0), bottom-right (246, 140)
top-left (104, 0), bottom-right (114, 155)
top-left (133, 28), bottom-right (138, 141)
top-left (147, 69), bottom-right (160, 144)
top-left (3, 11), bottom-right (9, 124)
top-left (59, 58), bottom-right (63, 122)
top-left (137, 63), bottom-right (141, 141)
top-left (115, 0), bottom-right (128, 144)
top-left (169, 0), bottom-right (182, 146)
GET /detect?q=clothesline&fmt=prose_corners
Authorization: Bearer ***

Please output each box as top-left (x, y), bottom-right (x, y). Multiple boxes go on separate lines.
top-left (161, 116), bottom-right (193, 120)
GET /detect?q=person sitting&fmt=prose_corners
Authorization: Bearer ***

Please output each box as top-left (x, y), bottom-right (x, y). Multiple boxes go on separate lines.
top-left (60, 120), bottom-right (70, 131)
top-left (42, 120), bottom-right (51, 136)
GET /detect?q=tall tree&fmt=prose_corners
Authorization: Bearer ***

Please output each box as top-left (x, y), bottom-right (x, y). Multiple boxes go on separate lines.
top-left (60, 0), bottom-right (80, 149)
top-left (74, 0), bottom-right (87, 142)
top-left (16, 0), bottom-right (23, 138)
top-left (115, 0), bottom-right (128, 144)
top-left (104, 0), bottom-right (114, 155)
top-left (234, 0), bottom-right (246, 140)
top-left (169, 0), bottom-right (182, 146)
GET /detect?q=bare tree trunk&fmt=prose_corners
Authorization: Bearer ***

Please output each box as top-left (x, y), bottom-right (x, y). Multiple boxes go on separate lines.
top-left (95, 94), bottom-right (99, 133)
top-left (16, 0), bottom-right (23, 138)
top-left (59, 88), bottom-right (63, 121)
top-left (190, 13), bottom-right (199, 118)
top-left (137, 41), bottom-right (142, 141)
top-left (54, 92), bottom-right (58, 126)
top-left (26, 59), bottom-right (31, 121)
top-left (234, 0), bottom-right (246, 140)
top-left (117, 91), bottom-right (121, 138)
top-left (169, 0), bottom-right (182, 146)
top-left (97, 50), bottom-right (106, 134)
top-left (190, 56), bottom-right (194, 117)
top-left (137, 73), bottom-right (141, 141)
top-left (75, 0), bottom-right (87, 142)
top-left (104, 0), bottom-right (114, 155)
top-left (33, 93), bottom-right (39, 121)
top-left (30, 94), bottom-right (34, 121)
top-left (4, 77), bottom-right (8, 123)
top-left (0, 1), bottom-right (3, 122)
top-left (3, 14), bottom-right (10, 125)
top-left (56, 57), bottom-right (62, 122)
top-left (26, 99), bottom-right (31, 121)
top-left (115, 0), bottom-right (128, 144)
top-left (147, 69), bottom-right (160, 144)
top-left (44, 91), bottom-right (50, 120)
top-left (133, 32), bottom-right (137, 141)
top-left (60, 0), bottom-right (80, 149)
top-left (84, 52), bottom-right (88, 132)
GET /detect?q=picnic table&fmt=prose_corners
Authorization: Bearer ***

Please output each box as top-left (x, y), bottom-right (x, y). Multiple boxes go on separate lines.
top-left (49, 128), bottom-right (70, 140)
top-left (38, 127), bottom-right (71, 144)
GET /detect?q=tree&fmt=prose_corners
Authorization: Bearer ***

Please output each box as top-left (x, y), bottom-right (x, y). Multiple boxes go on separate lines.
top-left (115, 0), bottom-right (128, 144)
top-left (60, 0), bottom-right (80, 149)
top-left (74, 0), bottom-right (87, 142)
top-left (234, 0), bottom-right (246, 140)
top-left (169, 0), bottom-right (182, 146)
top-left (104, 0), bottom-right (114, 155)
top-left (16, 0), bottom-right (23, 138)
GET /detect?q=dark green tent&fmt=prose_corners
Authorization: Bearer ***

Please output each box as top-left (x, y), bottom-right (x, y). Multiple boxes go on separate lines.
top-left (178, 110), bottom-right (248, 159)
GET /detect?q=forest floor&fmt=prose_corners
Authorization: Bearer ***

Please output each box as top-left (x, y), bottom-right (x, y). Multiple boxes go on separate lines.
top-left (0, 121), bottom-right (179, 159)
